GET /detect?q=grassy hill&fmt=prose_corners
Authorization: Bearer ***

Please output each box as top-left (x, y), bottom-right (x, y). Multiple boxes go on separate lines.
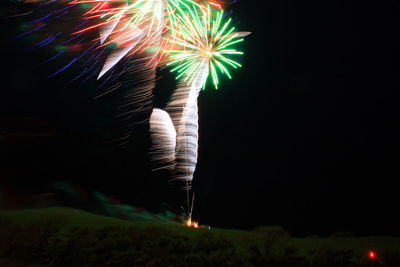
top-left (1, 207), bottom-right (399, 266)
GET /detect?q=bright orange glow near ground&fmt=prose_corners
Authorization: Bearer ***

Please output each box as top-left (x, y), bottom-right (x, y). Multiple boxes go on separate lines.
top-left (184, 218), bottom-right (200, 228)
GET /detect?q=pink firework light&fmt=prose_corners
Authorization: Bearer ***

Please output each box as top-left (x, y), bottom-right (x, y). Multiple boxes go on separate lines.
top-left (16, 0), bottom-right (248, 227)
top-left (69, 0), bottom-right (166, 75)
top-left (17, 0), bottom-right (228, 80)
top-left (66, 0), bottom-right (225, 77)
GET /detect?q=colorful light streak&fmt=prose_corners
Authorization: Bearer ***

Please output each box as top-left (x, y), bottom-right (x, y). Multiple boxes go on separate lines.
top-left (20, 1), bottom-right (246, 85)
top-left (18, 0), bottom-right (248, 222)
top-left (164, 5), bottom-right (244, 89)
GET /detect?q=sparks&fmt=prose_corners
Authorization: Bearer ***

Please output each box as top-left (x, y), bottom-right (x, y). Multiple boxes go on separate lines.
top-left (184, 218), bottom-right (200, 228)
top-left (164, 5), bottom-right (244, 89)
top-left (18, 1), bottom-right (248, 223)
top-left (70, 0), bottom-right (203, 77)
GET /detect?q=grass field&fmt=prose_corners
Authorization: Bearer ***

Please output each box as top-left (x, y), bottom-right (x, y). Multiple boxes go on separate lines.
top-left (1, 207), bottom-right (399, 266)
top-left (1, 207), bottom-right (399, 255)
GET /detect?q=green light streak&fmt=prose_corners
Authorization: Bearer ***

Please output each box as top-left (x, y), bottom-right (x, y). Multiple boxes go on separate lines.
top-left (165, 5), bottom-right (244, 89)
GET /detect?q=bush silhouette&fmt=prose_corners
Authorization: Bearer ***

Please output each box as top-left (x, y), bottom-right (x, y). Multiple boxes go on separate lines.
top-left (309, 247), bottom-right (355, 267)
top-left (381, 249), bottom-right (400, 267)
top-left (251, 225), bottom-right (291, 257)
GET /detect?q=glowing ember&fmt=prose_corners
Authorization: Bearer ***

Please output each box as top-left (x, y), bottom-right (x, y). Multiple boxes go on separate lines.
top-left (368, 250), bottom-right (377, 259)
top-left (184, 218), bottom-right (200, 228)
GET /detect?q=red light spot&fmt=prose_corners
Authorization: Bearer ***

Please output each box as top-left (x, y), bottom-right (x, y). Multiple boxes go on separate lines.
top-left (368, 251), bottom-right (377, 259)
top-left (69, 44), bottom-right (82, 52)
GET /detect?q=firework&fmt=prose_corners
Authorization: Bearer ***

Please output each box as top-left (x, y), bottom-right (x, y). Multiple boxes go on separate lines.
top-left (165, 4), bottom-right (246, 89)
top-left (15, 0), bottom-right (248, 223)
top-left (151, 4), bottom-right (248, 184)
top-left (149, 108), bottom-right (177, 169)
top-left (70, 0), bottom-right (201, 77)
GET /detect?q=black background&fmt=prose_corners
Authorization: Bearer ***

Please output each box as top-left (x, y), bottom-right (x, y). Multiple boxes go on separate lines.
top-left (1, 1), bottom-right (400, 236)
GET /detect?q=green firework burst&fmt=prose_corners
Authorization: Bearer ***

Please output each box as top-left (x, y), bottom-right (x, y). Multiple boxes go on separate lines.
top-left (165, 5), bottom-right (244, 89)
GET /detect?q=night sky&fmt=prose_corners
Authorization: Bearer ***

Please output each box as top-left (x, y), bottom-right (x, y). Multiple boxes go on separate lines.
top-left (1, 1), bottom-right (400, 236)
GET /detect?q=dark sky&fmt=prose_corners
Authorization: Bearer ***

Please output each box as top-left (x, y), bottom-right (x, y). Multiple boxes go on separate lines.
top-left (1, 1), bottom-right (400, 236)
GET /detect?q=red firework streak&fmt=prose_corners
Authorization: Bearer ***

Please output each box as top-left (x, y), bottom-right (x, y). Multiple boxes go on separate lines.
top-left (193, 0), bottom-right (223, 9)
